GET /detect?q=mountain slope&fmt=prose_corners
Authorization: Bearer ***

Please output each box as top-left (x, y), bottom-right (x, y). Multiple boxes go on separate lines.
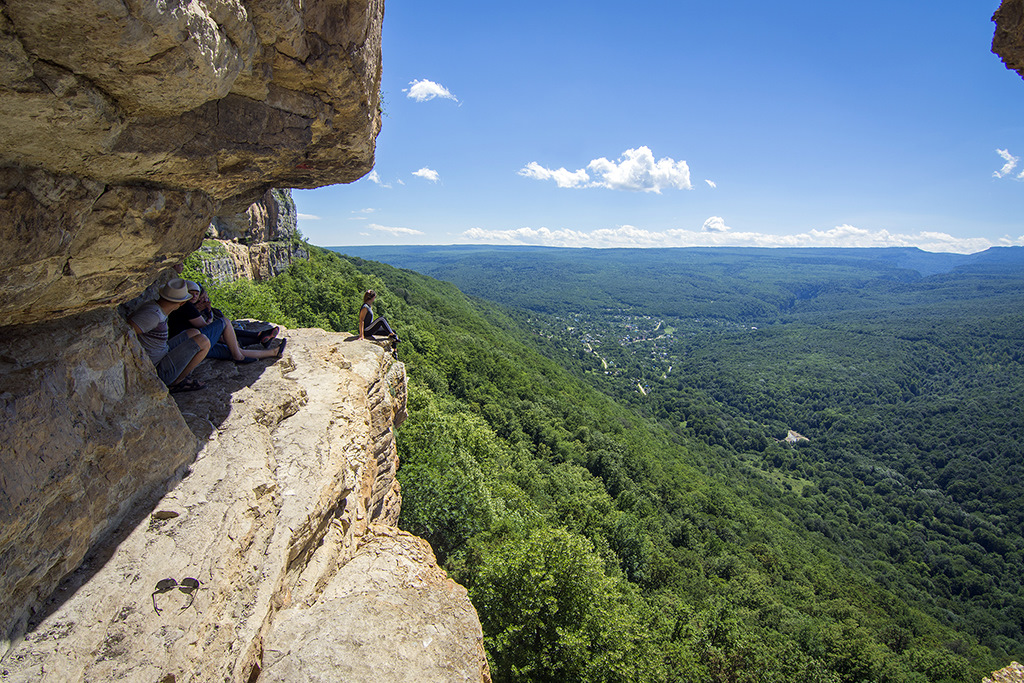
top-left (199, 246), bottom-right (1012, 682)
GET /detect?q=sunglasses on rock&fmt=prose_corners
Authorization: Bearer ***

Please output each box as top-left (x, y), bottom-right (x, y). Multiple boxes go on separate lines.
top-left (152, 577), bottom-right (202, 613)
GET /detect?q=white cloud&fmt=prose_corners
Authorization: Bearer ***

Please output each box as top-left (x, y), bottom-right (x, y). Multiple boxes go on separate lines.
top-left (297, 213), bottom-right (321, 220)
top-left (461, 223), bottom-right (1018, 254)
top-left (365, 170), bottom-right (391, 188)
top-left (370, 223), bottom-right (425, 236)
top-left (412, 167), bottom-right (440, 183)
top-left (404, 79), bottom-right (459, 103)
top-left (519, 147), bottom-right (691, 193)
top-left (705, 179), bottom-right (717, 188)
top-left (588, 147), bottom-right (691, 192)
top-left (701, 216), bottom-right (730, 233)
top-left (994, 149), bottom-right (1019, 178)
top-left (518, 161), bottom-right (590, 188)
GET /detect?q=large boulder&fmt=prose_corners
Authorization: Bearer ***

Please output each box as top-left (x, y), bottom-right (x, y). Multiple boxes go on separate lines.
top-left (0, 0), bottom-right (382, 326)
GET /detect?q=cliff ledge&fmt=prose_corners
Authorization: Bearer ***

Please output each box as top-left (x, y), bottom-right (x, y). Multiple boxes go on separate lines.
top-left (2, 331), bottom-right (489, 682)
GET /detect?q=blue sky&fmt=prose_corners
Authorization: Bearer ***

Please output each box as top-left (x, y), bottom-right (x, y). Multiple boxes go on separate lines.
top-left (295, 0), bottom-right (1024, 253)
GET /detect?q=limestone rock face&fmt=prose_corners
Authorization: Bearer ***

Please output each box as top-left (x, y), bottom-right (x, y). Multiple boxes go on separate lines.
top-left (0, 331), bottom-right (487, 682)
top-left (262, 526), bottom-right (491, 683)
top-left (0, 0), bottom-right (382, 326)
top-left (994, 0), bottom-right (1024, 79)
top-left (202, 188), bottom-right (309, 283)
top-left (211, 189), bottom-right (298, 244)
top-left (0, 0), bottom-right (382, 199)
top-left (0, 167), bottom-right (215, 326)
top-left (984, 662), bottom-right (1024, 683)
top-left (0, 310), bottom-right (197, 650)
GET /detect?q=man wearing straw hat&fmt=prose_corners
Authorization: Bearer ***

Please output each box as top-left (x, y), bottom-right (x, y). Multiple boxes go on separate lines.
top-left (127, 278), bottom-right (211, 392)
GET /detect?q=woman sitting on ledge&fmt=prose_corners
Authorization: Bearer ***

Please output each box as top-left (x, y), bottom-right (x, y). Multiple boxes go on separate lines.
top-left (358, 289), bottom-right (399, 354)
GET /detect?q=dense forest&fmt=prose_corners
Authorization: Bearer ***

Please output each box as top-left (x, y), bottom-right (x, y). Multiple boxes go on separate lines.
top-left (186, 244), bottom-right (1024, 682)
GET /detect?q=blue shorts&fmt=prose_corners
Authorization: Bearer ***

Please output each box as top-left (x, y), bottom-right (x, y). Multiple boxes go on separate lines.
top-left (156, 332), bottom-right (202, 385)
top-left (199, 317), bottom-right (226, 346)
top-left (198, 317), bottom-right (234, 360)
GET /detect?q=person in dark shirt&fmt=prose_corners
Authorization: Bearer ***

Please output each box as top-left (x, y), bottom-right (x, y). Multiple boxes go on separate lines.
top-left (169, 281), bottom-right (284, 362)
top-left (358, 289), bottom-right (399, 355)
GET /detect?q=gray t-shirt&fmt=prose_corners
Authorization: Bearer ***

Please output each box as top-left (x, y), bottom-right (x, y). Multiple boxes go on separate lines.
top-left (129, 301), bottom-right (169, 363)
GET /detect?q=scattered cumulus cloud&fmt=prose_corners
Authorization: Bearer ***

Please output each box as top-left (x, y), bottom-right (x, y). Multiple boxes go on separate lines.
top-left (701, 216), bottom-right (730, 233)
top-left (519, 147), bottom-right (692, 193)
top-left (518, 162), bottom-right (590, 189)
top-left (461, 222), bottom-right (1020, 254)
top-left (994, 149), bottom-right (1019, 178)
top-left (412, 167), bottom-right (440, 183)
top-left (404, 79), bottom-right (459, 103)
top-left (297, 213), bottom-right (321, 221)
top-left (589, 147), bottom-right (691, 192)
top-left (349, 208), bottom-right (376, 221)
top-left (705, 179), bottom-right (717, 188)
top-left (370, 223), bottom-right (425, 236)
top-left (365, 170), bottom-right (391, 188)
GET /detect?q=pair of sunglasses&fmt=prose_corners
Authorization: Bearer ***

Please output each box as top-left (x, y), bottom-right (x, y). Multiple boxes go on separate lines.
top-left (152, 577), bottom-right (201, 613)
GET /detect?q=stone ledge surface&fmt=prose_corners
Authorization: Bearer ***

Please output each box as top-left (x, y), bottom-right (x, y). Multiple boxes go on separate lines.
top-left (1, 329), bottom-right (487, 683)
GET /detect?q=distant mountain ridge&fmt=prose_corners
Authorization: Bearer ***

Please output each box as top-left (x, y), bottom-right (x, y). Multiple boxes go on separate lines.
top-left (333, 245), bottom-right (1024, 279)
top-left (331, 245), bottom-right (1024, 322)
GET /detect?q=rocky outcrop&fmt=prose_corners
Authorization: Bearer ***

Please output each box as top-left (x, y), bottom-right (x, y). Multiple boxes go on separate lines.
top-left (0, 0), bottom-right (387, 661)
top-left (985, 662), bottom-right (1024, 683)
top-left (1, 332), bottom-right (489, 682)
top-left (0, 2), bottom-right (488, 678)
top-left (994, 1), bottom-right (1024, 79)
top-left (211, 189), bottom-right (299, 244)
top-left (0, 310), bottom-right (197, 651)
top-left (1, 0), bottom-right (382, 327)
top-left (0, 169), bottom-right (216, 326)
top-left (200, 188), bottom-right (309, 283)
top-left (4, 1), bottom-right (484, 677)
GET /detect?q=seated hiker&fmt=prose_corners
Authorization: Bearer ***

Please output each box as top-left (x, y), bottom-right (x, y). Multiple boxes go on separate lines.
top-left (233, 319), bottom-right (279, 348)
top-left (193, 284), bottom-right (280, 348)
top-left (127, 278), bottom-right (211, 392)
top-left (190, 284), bottom-right (280, 348)
top-left (168, 282), bottom-right (285, 362)
top-left (358, 289), bottom-right (399, 351)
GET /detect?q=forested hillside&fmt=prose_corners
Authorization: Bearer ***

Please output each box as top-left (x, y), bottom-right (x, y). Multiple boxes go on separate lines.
top-left (189, 245), bottom-right (1021, 682)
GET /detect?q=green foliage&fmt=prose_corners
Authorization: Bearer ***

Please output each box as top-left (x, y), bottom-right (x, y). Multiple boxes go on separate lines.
top-left (195, 243), bottom-right (1022, 682)
top-left (472, 527), bottom-right (662, 683)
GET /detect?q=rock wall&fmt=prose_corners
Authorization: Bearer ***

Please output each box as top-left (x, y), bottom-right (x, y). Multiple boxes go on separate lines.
top-left (994, 0), bottom-right (1024, 79)
top-left (1, 0), bottom-right (382, 326)
top-left (201, 188), bottom-right (309, 283)
top-left (984, 662), bottom-right (1024, 683)
top-left (0, 310), bottom-right (197, 651)
top-left (1, 333), bottom-right (489, 682)
top-left (0, 1), bottom-right (491, 676)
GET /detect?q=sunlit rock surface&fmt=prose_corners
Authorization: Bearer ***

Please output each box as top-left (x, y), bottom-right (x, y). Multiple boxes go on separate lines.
top-left (1, 332), bottom-right (488, 682)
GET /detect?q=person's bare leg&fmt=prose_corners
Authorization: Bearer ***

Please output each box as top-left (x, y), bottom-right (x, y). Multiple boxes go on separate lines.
top-left (223, 319), bottom-right (279, 359)
top-left (170, 330), bottom-right (211, 385)
top-left (218, 319), bottom-right (248, 361)
top-left (240, 346), bottom-right (280, 360)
